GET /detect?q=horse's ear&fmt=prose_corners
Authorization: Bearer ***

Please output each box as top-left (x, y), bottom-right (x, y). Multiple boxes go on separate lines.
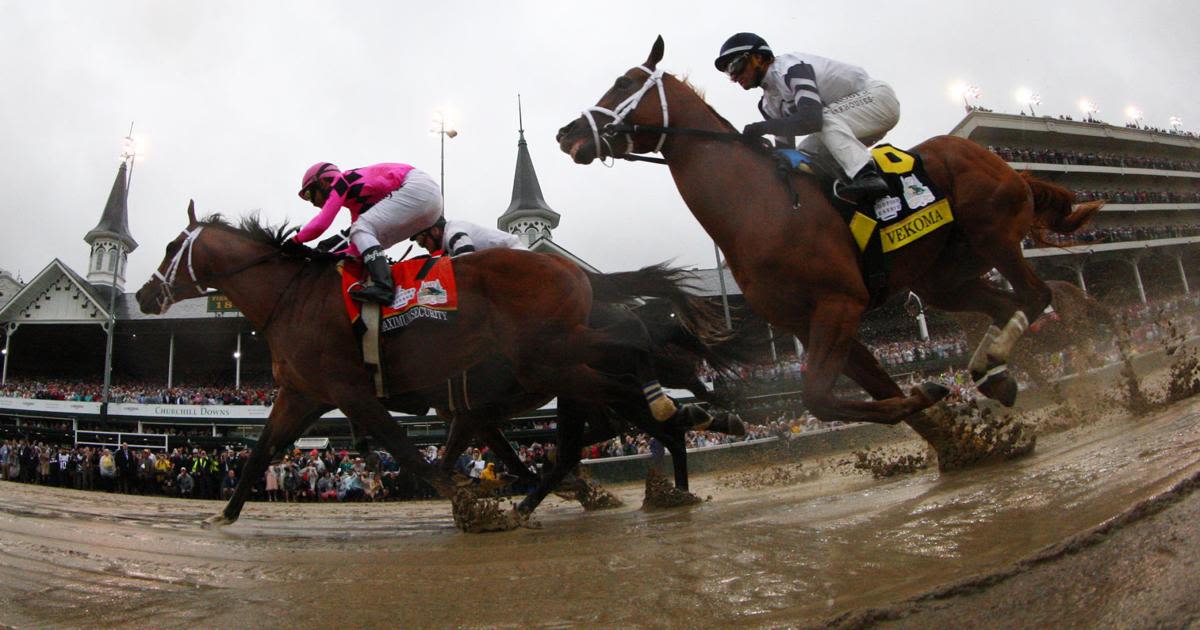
top-left (645, 35), bottom-right (665, 69)
top-left (187, 199), bottom-right (197, 225)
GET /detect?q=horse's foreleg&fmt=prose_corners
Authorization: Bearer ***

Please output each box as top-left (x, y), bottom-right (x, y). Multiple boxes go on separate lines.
top-left (340, 398), bottom-right (457, 499)
top-left (843, 339), bottom-right (905, 400)
top-left (800, 298), bottom-right (943, 424)
top-left (205, 389), bottom-right (324, 528)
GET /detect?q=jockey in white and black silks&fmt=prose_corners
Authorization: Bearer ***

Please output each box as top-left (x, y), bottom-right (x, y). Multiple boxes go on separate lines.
top-left (292, 162), bottom-right (443, 304)
top-left (411, 217), bottom-right (527, 257)
top-left (715, 32), bottom-right (899, 203)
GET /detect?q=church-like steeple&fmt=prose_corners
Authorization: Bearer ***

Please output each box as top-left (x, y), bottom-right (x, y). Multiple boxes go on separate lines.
top-left (498, 96), bottom-right (560, 246)
top-left (84, 161), bottom-right (138, 291)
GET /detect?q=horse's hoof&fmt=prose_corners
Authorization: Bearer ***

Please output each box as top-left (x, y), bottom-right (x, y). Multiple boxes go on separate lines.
top-left (979, 374), bottom-right (1019, 407)
top-left (917, 382), bottom-right (950, 404)
top-left (707, 411), bottom-right (746, 436)
top-left (201, 514), bottom-right (233, 529)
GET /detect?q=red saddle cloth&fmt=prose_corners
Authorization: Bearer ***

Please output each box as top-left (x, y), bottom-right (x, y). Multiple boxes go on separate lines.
top-left (339, 256), bottom-right (459, 332)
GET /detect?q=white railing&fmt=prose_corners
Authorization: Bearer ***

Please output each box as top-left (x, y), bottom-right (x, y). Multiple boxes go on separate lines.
top-left (74, 429), bottom-right (169, 451)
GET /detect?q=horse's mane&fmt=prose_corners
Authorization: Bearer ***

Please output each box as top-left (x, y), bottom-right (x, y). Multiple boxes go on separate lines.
top-left (200, 212), bottom-right (344, 263)
top-left (677, 75), bottom-right (739, 134)
top-left (200, 212), bottom-right (291, 246)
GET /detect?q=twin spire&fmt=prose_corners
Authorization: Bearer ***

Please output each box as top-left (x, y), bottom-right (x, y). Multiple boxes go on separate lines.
top-left (498, 95), bottom-right (560, 244)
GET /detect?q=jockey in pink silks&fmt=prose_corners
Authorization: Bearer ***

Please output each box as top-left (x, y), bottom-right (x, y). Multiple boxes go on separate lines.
top-left (292, 162), bottom-right (442, 304)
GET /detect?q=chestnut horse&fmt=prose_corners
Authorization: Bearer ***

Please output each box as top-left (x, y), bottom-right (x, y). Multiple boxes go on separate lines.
top-left (136, 203), bottom-right (661, 527)
top-left (556, 36), bottom-right (1101, 430)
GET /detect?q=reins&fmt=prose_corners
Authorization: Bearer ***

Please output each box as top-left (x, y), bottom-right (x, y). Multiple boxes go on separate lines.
top-left (581, 67), bottom-right (759, 167)
top-left (606, 123), bottom-right (752, 165)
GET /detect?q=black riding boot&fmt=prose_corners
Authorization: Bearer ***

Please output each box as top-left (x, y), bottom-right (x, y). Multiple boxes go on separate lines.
top-left (840, 162), bottom-right (890, 203)
top-left (349, 246), bottom-right (395, 305)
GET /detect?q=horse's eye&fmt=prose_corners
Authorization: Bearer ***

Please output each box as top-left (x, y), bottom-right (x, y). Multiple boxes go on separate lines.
top-left (614, 76), bottom-right (634, 90)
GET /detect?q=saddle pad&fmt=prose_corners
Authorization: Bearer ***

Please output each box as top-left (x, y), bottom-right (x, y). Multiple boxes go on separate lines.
top-left (339, 256), bottom-right (459, 333)
top-left (855, 144), bottom-right (954, 253)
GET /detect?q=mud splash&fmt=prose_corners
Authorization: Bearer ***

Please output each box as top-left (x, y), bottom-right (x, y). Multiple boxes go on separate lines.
top-left (716, 462), bottom-right (820, 490)
top-left (450, 488), bottom-right (527, 532)
top-left (642, 468), bottom-right (705, 509)
top-left (553, 470), bottom-right (625, 511)
top-left (849, 447), bottom-right (930, 479)
top-left (906, 399), bottom-right (1036, 471)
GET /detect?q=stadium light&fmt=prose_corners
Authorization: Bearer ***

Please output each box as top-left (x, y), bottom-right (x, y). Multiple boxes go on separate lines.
top-left (1169, 116), bottom-right (1183, 131)
top-left (233, 351), bottom-right (241, 359)
top-left (948, 81), bottom-right (981, 112)
top-left (431, 109), bottom-right (458, 201)
top-left (1125, 106), bottom-right (1144, 128)
top-left (1015, 87), bottom-right (1041, 116)
top-left (1078, 99), bottom-right (1099, 122)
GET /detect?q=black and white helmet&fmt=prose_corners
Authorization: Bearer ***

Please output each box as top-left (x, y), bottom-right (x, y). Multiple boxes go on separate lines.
top-left (714, 32), bottom-right (773, 71)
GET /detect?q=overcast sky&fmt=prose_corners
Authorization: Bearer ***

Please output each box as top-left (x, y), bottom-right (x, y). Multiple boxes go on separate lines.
top-left (2, 0), bottom-right (1198, 288)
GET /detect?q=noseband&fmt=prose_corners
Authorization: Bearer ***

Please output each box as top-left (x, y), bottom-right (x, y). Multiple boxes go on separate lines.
top-left (150, 226), bottom-right (282, 313)
top-left (580, 66), bottom-right (750, 165)
top-left (581, 65), bottom-right (669, 164)
top-left (150, 226), bottom-right (207, 312)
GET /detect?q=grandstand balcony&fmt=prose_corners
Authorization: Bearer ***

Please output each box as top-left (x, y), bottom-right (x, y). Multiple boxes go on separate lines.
top-left (1009, 162), bottom-right (1200, 180)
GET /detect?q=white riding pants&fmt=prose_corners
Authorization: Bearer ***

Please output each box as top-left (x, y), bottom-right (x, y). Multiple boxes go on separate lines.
top-left (797, 79), bottom-right (900, 179)
top-left (349, 168), bottom-right (443, 253)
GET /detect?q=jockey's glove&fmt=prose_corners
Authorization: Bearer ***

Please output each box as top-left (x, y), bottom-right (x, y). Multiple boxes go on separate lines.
top-left (281, 237), bottom-right (313, 258)
top-left (742, 122), bottom-right (769, 139)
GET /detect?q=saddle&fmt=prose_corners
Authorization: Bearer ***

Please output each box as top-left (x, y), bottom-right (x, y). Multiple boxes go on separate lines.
top-left (338, 255), bottom-right (460, 397)
top-left (773, 145), bottom-right (955, 308)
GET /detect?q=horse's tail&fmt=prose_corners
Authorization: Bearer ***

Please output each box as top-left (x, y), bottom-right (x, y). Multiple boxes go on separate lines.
top-left (585, 263), bottom-right (730, 343)
top-left (1021, 171), bottom-right (1104, 234)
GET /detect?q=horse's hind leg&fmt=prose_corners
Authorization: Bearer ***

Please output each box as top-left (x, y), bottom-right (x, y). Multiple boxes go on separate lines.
top-left (204, 388), bottom-right (325, 528)
top-left (516, 398), bottom-right (588, 515)
top-left (477, 423), bottom-right (539, 486)
top-left (917, 272), bottom-right (1045, 406)
top-left (337, 397), bottom-right (457, 499)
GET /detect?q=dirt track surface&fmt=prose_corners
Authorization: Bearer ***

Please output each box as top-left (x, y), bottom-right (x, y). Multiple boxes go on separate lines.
top-left (2, 397), bottom-right (1200, 628)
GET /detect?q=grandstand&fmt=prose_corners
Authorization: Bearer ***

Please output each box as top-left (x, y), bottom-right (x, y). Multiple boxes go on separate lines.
top-left (949, 110), bottom-right (1200, 304)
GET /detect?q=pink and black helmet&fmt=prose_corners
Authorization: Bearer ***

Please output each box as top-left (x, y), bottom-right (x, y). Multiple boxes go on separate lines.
top-left (298, 162), bottom-right (340, 199)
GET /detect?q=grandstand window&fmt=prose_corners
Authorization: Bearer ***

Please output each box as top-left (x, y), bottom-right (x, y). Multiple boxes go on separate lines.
top-left (107, 251), bottom-right (117, 272)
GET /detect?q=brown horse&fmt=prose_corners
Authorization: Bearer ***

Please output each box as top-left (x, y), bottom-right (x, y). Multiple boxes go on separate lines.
top-left (135, 203), bottom-right (654, 527)
top-left (347, 274), bottom-right (752, 516)
top-left (556, 36), bottom-right (1102, 429)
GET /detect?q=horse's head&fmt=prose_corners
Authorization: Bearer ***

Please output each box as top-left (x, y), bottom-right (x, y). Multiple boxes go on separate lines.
top-left (556, 35), bottom-right (670, 164)
top-left (135, 200), bottom-right (208, 315)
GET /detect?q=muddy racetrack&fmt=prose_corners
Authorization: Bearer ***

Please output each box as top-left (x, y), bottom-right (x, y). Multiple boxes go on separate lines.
top-left (3, 383), bottom-right (1200, 628)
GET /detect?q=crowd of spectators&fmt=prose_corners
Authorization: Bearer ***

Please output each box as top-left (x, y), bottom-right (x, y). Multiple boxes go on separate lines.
top-left (872, 333), bottom-right (969, 368)
top-left (1124, 122), bottom-right (1199, 139)
top-left (1071, 190), bottom-right (1200, 204)
top-left (0, 440), bottom-right (458, 502)
top-left (0, 379), bottom-right (276, 406)
top-left (987, 146), bottom-right (1200, 173)
top-left (1026, 223), bottom-right (1200, 248)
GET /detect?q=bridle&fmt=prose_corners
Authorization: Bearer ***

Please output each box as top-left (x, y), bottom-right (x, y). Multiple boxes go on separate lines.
top-left (579, 65), bottom-right (748, 166)
top-left (150, 226), bottom-right (287, 318)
